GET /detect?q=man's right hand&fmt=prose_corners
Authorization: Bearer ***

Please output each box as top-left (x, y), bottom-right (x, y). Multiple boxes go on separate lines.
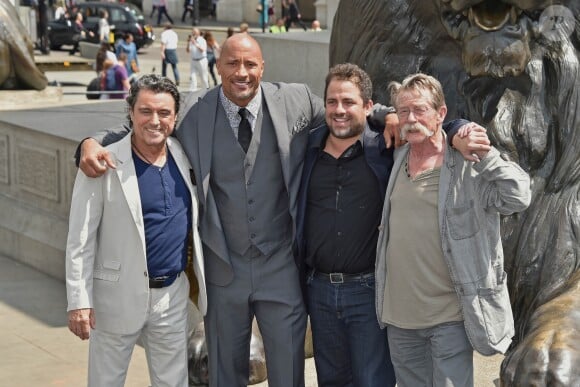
top-left (68, 308), bottom-right (95, 340)
top-left (79, 138), bottom-right (116, 177)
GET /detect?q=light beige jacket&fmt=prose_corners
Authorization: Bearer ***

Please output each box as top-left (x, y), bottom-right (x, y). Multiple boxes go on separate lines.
top-left (66, 134), bottom-right (207, 334)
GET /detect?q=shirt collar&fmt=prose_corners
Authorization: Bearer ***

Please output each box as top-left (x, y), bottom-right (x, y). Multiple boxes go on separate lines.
top-left (315, 124), bottom-right (367, 159)
top-left (219, 86), bottom-right (262, 125)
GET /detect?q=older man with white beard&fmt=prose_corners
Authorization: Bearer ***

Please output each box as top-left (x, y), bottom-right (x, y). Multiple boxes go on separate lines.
top-left (375, 73), bottom-right (531, 387)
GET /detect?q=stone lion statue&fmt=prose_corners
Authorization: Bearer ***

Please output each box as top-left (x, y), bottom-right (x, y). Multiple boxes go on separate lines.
top-left (0, 0), bottom-right (48, 90)
top-left (330, 0), bottom-right (579, 385)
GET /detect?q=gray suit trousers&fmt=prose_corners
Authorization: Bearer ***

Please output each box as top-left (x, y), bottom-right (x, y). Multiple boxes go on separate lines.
top-left (204, 243), bottom-right (307, 387)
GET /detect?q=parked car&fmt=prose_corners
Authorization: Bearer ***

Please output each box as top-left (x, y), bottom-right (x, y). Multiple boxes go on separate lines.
top-left (47, 2), bottom-right (154, 50)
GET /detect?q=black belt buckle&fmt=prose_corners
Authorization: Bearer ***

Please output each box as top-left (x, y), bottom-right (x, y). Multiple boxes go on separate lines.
top-left (149, 275), bottom-right (170, 288)
top-left (149, 272), bottom-right (182, 289)
top-left (329, 273), bottom-right (344, 284)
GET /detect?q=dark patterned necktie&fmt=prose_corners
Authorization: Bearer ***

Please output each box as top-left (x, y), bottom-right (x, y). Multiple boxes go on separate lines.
top-left (238, 107), bottom-right (252, 153)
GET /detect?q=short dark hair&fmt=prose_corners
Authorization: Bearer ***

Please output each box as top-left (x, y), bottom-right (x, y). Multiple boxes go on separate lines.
top-left (126, 74), bottom-right (180, 127)
top-left (324, 63), bottom-right (373, 104)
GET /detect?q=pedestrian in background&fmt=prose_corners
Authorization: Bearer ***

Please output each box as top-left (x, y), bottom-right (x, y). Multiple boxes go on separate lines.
top-left (69, 12), bottom-right (94, 55)
top-left (149, 0), bottom-right (160, 20)
top-left (116, 32), bottom-right (140, 80)
top-left (95, 41), bottom-right (117, 74)
top-left (186, 27), bottom-right (209, 91)
top-left (285, 0), bottom-right (307, 31)
top-left (156, 0), bottom-right (174, 27)
top-left (204, 31), bottom-right (220, 86)
top-left (208, 0), bottom-right (218, 19)
top-left (104, 52), bottom-right (130, 100)
top-left (181, 0), bottom-right (193, 22)
top-left (160, 23), bottom-right (180, 86)
top-left (98, 9), bottom-right (110, 43)
top-left (269, 17), bottom-right (286, 33)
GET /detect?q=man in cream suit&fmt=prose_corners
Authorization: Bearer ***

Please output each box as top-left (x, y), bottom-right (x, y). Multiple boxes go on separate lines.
top-left (66, 74), bottom-right (207, 387)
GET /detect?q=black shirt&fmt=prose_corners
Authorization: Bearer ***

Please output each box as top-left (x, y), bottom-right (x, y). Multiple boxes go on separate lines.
top-left (305, 138), bottom-right (383, 274)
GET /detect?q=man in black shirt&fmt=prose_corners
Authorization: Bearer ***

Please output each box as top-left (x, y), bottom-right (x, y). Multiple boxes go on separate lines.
top-left (296, 63), bottom-right (396, 387)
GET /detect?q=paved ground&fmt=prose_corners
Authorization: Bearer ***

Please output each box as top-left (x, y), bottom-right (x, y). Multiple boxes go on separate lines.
top-left (0, 253), bottom-right (502, 386)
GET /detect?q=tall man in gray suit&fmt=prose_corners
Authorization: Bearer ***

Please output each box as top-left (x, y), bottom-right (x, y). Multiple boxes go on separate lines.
top-left (79, 33), bottom-right (324, 387)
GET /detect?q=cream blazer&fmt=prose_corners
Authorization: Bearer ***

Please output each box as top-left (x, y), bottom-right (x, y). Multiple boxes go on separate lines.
top-left (66, 134), bottom-right (207, 335)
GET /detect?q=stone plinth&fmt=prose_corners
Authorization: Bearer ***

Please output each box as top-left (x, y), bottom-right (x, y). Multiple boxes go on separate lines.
top-left (0, 88), bottom-right (63, 110)
top-left (255, 31), bottom-right (330, 97)
top-left (0, 101), bottom-right (126, 280)
top-left (314, 0), bottom-right (339, 30)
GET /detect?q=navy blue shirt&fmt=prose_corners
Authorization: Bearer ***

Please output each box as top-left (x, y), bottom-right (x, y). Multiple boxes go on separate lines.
top-left (133, 149), bottom-right (191, 278)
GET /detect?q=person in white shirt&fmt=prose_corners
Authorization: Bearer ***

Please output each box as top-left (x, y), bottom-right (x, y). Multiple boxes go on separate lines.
top-left (160, 23), bottom-right (180, 86)
top-left (54, 0), bottom-right (67, 20)
top-left (98, 9), bottom-right (110, 43)
top-left (185, 28), bottom-right (209, 91)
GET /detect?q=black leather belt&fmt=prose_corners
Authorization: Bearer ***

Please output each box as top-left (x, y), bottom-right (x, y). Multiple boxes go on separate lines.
top-left (149, 272), bottom-right (181, 288)
top-left (313, 270), bottom-right (374, 284)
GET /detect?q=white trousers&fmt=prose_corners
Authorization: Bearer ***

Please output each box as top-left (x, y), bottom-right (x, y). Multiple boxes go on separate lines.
top-left (88, 273), bottom-right (190, 387)
top-left (189, 57), bottom-right (209, 91)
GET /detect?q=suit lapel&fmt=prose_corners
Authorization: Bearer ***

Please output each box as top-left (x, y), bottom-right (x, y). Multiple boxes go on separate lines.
top-left (113, 135), bottom-right (146, 249)
top-left (196, 88), bottom-right (220, 202)
top-left (168, 138), bottom-right (199, 226)
top-left (262, 83), bottom-right (291, 187)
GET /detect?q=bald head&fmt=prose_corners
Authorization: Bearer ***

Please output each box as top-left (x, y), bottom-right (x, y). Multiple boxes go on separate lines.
top-left (219, 33), bottom-right (263, 62)
top-left (216, 33), bottom-right (265, 107)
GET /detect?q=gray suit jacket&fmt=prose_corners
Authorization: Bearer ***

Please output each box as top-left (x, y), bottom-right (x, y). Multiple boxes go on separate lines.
top-left (177, 82), bottom-right (325, 286)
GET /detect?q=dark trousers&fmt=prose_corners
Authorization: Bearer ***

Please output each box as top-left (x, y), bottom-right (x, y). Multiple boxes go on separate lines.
top-left (205, 244), bottom-right (307, 387)
top-left (162, 49), bottom-right (180, 84)
top-left (307, 272), bottom-right (396, 387)
top-left (156, 5), bottom-right (174, 26)
top-left (285, 16), bottom-right (307, 31)
top-left (208, 54), bottom-right (217, 86)
top-left (181, 5), bottom-right (193, 21)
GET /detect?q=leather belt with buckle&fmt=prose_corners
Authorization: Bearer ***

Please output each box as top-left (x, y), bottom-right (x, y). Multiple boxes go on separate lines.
top-left (313, 270), bottom-right (374, 284)
top-left (149, 272), bottom-right (180, 289)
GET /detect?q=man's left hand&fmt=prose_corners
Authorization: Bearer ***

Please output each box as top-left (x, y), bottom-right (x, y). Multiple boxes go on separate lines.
top-left (453, 122), bottom-right (491, 162)
top-left (383, 112), bottom-right (401, 148)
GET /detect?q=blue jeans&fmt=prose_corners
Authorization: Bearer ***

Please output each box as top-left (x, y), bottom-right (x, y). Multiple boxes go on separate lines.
top-left (307, 272), bottom-right (396, 387)
top-left (162, 49), bottom-right (180, 84)
top-left (387, 322), bottom-right (473, 387)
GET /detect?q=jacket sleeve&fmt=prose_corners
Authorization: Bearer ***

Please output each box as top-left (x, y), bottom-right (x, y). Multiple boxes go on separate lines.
top-left (443, 119), bottom-right (470, 146)
top-left (74, 124), bottom-right (131, 167)
top-left (473, 147), bottom-right (531, 215)
top-left (309, 87), bottom-right (326, 129)
top-left (65, 170), bottom-right (105, 311)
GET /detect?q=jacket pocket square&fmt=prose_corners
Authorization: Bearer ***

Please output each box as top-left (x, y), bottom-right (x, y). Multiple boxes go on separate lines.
top-left (291, 117), bottom-right (309, 136)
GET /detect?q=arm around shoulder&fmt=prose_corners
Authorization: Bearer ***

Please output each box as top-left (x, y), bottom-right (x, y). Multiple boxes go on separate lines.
top-left (472, 147), bottom-right (531, 214)
top-left (74, 125), bottom-right (131, 176)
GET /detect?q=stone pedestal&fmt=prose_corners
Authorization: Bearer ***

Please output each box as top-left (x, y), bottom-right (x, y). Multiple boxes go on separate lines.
top-left (0, 101), bottom-right (126, 280)
top-left (314, 0), bottom-right (339, 30)
top-left (314, 0), bottom-right (327, 28)
top-left (217, 0), bottom-right (245, 23)
top-left (0, 87), bottom-right (62, 110)
top-left (255, 31), bottom-right (330, 97)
